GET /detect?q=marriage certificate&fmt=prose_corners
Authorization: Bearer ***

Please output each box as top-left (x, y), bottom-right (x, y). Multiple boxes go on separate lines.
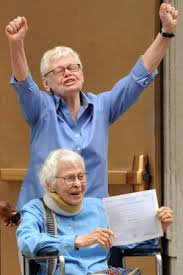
top-left (103, 189), bottom-right (163, 246)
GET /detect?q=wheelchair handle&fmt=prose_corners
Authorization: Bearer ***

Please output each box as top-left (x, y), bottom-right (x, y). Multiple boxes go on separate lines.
top-left (10, 212), bottom-right (21, 224)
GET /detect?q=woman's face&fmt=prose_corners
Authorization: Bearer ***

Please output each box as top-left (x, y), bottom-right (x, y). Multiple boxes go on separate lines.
top-left (43, 55), bottom-right (84, 99)
top-left (54, 163), bottom-right (86, 206)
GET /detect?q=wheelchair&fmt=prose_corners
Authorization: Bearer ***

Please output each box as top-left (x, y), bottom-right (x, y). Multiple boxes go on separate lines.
top-left (109, 246), bottom-right (162, 275)
top-left (22, 248), bottom-right (141, 275)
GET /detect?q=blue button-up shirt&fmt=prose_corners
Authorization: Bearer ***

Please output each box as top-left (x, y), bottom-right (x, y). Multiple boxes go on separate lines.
top-left (17, 198), bottom-right (110, 275)
top-left (11, 57), bottom-right (157, 209)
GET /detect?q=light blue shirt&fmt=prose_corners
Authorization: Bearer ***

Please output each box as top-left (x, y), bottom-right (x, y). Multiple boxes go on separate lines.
top-left (11, 57), bottom-right (157, 209)
top-left (17, 197), bottom-right (110, 275)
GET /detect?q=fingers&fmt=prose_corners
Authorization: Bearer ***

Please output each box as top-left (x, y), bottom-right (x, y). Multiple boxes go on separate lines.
top-left (159, 3), bottom-right (178, 34)
top-left (6, 17), bottom-right (23, 34)
top-left (156, 206), bottom-right (174, 232)
top-left (5, 16), bottom-right (28, 36)
top-left (75, 227), bottom-right (116, 249)
top-left (166, 4), bottom-right (178, 21)
top-left (157, 206), bottom-right (174, 224)
top-left (94, 228), bottom-right (115, 248)
top-left (0, 201), bottom-right (16, 218)
top-left (161, 3), bottom-right (175, 13)
top-left (160, 3), bottom-right (178, 22)
top-left (99, 228), bottom-right (115, 238)
top-left (1, 217), bottom-right (12, 226)
top-left (6, 17), bottom-right (19, 34)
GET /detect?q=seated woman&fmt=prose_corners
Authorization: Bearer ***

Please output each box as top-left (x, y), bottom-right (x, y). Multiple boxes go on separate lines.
top-left (17, 149), bottom-right (173, 275)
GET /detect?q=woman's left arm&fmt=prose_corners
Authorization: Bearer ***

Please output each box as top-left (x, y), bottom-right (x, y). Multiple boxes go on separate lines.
top-left (142, 3), bottom-right (178, 73)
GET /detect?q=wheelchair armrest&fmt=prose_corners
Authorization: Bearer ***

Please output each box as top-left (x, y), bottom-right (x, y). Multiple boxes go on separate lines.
top-left (108, 246), bottom-right (162, 268)
top-left (23, 249), bottom-right (65, 275)
top-left (23, 249), bottom-right (60, 260)
top-left (10, 212), bottom-right (21, 224)
top-left (120, 247), bottom-right (163, 275)
top-left (120, 247), bottom-right (162, 256)
top-left (37, 249), bottom-right (59, 257)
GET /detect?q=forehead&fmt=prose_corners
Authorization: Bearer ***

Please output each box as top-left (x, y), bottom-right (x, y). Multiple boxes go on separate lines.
top-left (58, 162), bottom-right (84, 175)
top-left (50, 55), bottom-right (77, 69)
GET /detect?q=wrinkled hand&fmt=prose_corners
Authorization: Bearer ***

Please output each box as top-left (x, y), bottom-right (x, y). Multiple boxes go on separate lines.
top-left (0, 201), bottom-right (17, 226)
top-left (5, 16), bottom-right (28, 42)
top-left (159, 3), bottom-right (178, 33)
top-left (157, 206), bottom-right (174, 232)
top-left (75, 228), bottom-right (115, 249)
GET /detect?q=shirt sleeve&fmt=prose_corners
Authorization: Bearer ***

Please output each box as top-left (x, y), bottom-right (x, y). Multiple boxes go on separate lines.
top-left (98, 57), bottom-right (158, 124)
top-left (10, 74), bottom-right (48, 127)
top-left (118, 238), bottom-right (159, 250)
top-left (16, 201), bottom-right (77, 257)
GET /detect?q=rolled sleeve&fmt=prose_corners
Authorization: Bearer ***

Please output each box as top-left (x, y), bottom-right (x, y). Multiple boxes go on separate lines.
top-left (131, 57), bottom-right (158, 88)
top-left (58, 235), bottom-right (76, 254)
top-left (10, 73), bottom-right (36, 93)
top-left (10, 73), bottom-right (47, 126)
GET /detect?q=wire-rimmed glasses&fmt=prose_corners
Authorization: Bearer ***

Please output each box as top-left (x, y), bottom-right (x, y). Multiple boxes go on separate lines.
top-left (44, 64), bottom-right (80, 78)
top-left (55, 172), bottom-right (88, 188)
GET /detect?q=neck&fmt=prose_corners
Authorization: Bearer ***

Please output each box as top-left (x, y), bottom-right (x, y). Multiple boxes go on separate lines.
top-left (63, 93), bottom-right (81, 120)
top-left (47, 192), bottom-right (83, 214)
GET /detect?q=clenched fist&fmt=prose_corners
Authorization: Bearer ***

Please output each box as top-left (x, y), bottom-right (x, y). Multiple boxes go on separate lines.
top-left (5, 16), bottom-right (28, 42)
top-left (160, 3), bottom-right (178, 33)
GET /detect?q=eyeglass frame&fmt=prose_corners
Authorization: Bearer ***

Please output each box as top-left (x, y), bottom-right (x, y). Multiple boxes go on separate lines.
top-left (55, 172), bottom-right (88, 187)
top-left (43, 63), bottom-right (81, 78)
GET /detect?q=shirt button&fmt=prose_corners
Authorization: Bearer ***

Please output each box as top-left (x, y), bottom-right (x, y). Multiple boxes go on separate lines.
top-left (144, 80), bottom-right (148, 85)
top-left (75, 134), bottom-right (79, 138)
top-left (67, 226), bottom-right (72, 230)
top-left (77, 147), bottom-right (80, 151)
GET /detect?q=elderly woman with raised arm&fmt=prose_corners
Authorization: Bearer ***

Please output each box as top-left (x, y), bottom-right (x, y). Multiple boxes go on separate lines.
top-left (4, 3), bottom-right (179, 212)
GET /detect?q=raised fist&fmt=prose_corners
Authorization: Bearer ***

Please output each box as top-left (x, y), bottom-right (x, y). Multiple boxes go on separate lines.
top-left (5, 16), bottom-right (28, 42)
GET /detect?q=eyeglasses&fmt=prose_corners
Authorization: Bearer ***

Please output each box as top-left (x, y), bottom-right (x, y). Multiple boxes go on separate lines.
top-left (55, 172), bottom-right (88, 187)
top-left (44, 64), bottom-right (80, 78)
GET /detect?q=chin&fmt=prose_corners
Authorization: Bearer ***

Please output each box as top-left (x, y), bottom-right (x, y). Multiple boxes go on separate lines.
top-left (67, 192), bottom-right (84, 205)
top-left (69, 197), bottom-right (82, 205)
top-left (72, 198), bottom-right (82, 205)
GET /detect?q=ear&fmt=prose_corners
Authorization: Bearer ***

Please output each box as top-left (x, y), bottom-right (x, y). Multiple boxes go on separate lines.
top-left (42, 78), bottom-right (51, 92)
top-left (81, 71), bottom-right (84, 86)
top-left (46, 181), bottom-right (56, 192)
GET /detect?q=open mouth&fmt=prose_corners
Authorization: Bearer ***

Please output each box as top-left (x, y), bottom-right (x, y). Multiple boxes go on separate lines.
top-left (71, 191), bottom-right (82, 197)
top-left (64, 79), bottom-right (75, 85)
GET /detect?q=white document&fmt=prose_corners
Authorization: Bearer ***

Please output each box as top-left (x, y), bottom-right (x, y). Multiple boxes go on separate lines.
top-left (102, 189), bottom-right (163, 246)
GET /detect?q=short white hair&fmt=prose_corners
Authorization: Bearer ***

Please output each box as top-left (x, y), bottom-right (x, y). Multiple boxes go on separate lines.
top-left (40, 46), bottom-right (83, 77)
top-left (39, 149), bottom-right (85, 190)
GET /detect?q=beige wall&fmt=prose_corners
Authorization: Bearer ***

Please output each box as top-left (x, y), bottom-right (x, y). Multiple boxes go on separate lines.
top-left (0, 0), bottom-right (161, 274)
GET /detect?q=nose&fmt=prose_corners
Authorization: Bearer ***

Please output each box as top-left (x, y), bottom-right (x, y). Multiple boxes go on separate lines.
top-left (73, 176), bottom-right (81, 186)
top-left (63, 68), bottom-right (72, 76)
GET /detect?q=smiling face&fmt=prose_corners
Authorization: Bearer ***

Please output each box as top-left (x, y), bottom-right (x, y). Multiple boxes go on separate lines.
top-left (54, 162), bottom-right (86, 206)
top-left (43, 55), bottom-right (84, 100)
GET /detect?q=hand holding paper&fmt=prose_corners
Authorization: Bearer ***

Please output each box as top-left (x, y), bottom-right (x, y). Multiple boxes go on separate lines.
top-left (156, 206), bottom-right (174, 232)
top-left (103, 190), bottom-right (166, 246)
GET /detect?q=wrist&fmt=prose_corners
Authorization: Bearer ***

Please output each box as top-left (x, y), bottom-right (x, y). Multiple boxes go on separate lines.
top-left (74, 236), bottom-right (82, 250)
top-left (160, 29), bottom-right (175, 38)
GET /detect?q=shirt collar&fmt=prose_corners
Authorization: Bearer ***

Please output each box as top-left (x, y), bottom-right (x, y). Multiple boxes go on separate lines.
top-left (53, 91), bottom-right (93, 110)
top-left (80, 91), bottom-right (93, 107)
top-left (53, 94), bottom-right (61, 110)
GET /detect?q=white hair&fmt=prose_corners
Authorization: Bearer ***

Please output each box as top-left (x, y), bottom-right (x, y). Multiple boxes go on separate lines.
top-left (40, 46), bottom-right (83, 77)
top-left (39, 149), bottom-right (85, 190)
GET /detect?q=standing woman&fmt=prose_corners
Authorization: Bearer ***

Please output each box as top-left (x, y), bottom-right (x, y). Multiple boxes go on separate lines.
top-left (4, 3), bottom-right (178, 211)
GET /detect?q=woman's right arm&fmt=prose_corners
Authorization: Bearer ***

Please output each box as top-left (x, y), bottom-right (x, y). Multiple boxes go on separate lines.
top-left (5, 16), bottom-right (29, 82)
top-left (75, 227), bottom-right (115, 249)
